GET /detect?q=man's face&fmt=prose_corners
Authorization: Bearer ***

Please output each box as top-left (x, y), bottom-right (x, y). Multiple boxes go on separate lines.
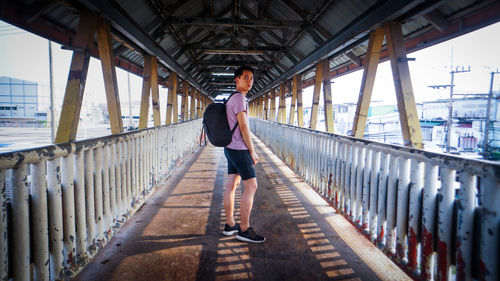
top-left (235, 70), bottom-right (254, 92)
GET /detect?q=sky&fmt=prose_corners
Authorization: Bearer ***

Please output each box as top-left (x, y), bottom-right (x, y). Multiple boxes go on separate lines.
top-left (1, 20), bottom-right (500, 113)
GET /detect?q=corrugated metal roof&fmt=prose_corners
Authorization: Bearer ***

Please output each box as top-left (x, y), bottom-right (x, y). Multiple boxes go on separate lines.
top-left (1, 0), bottom-right (498, 99)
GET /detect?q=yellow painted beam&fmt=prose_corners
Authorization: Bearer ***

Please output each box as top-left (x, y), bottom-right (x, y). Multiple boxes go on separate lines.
top-left (269, 88), bottom-right (276, 122)
top-left (310, 61), bottom-right (323, 130)
top-left (97, 18), bottom-right (123, 134)
top-left (385, 22), bottom-right (423, 148)
top-left (190, 86), bottom-right (196, 120)
top-left (263, 92), bottom-right (269, 120)
top-left (290, 78), bottom-right (297, 125)
top-left (166, 72), bottom-right (177, 124)
top-left (195, 89), bottom-right (200, 119)
top-left (181, 81), bottom-right (188, 121)
top-left (322, 59), bottom-right (334, 133)
top-left (151, 56), bottom-right (161, 127)
top-left (258, 95), bottom-right (263, 119)
top-left (55, 11), bottom-right (95, 143)
top-left (172, 77), bottom-right (179, 124)
top-left (278, 83), bottom-right (286, 123)
top-left (139, 53), bottom-right (152, 129)
top-left (352, 27), bottom-right (384, 138)
top-left (295, 75), bottom-right (304, 127)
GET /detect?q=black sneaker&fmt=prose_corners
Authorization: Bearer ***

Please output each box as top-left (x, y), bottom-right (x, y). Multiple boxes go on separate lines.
top-left (236, 227), bottom-right (266, 243)
top-left (223, 223), bottom-right (240, 236)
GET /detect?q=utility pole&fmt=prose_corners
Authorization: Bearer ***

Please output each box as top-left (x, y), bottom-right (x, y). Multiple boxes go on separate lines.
top-left (482, 70), bottom-right (500, 159)
top-left (48, 40), bottom-right (56, 143)
top-left (127, 72), bottom-right (133, 129)
top-left (446, 66), bottom-right (470, 153)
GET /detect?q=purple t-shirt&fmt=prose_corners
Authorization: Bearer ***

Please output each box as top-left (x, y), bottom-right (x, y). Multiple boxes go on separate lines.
top-left (226, 92), bottom-right (248, 150)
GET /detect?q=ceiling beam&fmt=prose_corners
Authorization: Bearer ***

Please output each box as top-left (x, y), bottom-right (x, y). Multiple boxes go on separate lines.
top-left (185, 44), bottom-right (285, 52)
top-left (253, 0), bottom-right (425, 99)
top-left (163, 16), bottom-right (303, 28)
top-left (78, 0), bottom-right (209, 95)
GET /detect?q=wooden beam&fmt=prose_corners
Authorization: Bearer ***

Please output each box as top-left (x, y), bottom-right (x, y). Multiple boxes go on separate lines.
top-left (289, 79), bottom-right (296, 125)
top-left (345, 51), bottom-right (361, 66)
top-left (182, 81), bottom-right (189, 121)
top-left (195, 89), bottom-right (201, 119)
top-left (310, 61), bottom-right (323, 130)
top-left (151, 56), bottom-right (161, 127)
top-left (269, 88), bottom-right (276, 122)
top-left (166, 72), bottom-right (177, 124)
top-left (55, 11), bottom-right (95, 143)
top-left (278, 83), bottom-right (286, 123)
top-left (139, 53), bottom-right (152, 129)
top-left (352, 27), bottom-right (384, 138)
top-left (190, 86), bottom-right (196, 120)
top-left (295, 75), bottom-right (304, 127)
top-left (97, 18), bottom-right (123, 134)
top-left (263, 92), bottom-right (269, 120)
top-left (322, 59), bottom-right (334, 133)
top-left (172, 77), bottom-right (179, 124)
top-left (385, 22), bottom-right (423, 148)
top-left (423, 9), bottom-right (448, 32)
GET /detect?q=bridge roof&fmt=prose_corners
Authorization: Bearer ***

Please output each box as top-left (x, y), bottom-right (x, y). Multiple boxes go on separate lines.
top-left (1, 0), bottom-right (499, 99)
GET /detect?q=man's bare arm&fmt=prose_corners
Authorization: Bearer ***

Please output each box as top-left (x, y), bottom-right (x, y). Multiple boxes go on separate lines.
top-left (237, 111), bottom-right (259, 164)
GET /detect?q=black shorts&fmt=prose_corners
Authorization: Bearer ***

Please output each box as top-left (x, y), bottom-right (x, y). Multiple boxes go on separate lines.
top-left (224, 147), bottom-right (256, 180)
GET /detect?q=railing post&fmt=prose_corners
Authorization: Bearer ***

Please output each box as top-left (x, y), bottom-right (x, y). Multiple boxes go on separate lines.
top-left (362, 149), bottom-right (372, 232)
top-left (47, 158), bottom-right (64, 280)
top-left (84, 149), bottom-right (96, 248)
top-left (61, 154), bottom-right (76, 267)
top-left (376, 152), bottom-right (389, 247)
top-left (480, 177), bottom-right (500, 281)
top-left (408, 159), bottom-right (423, 274)
top-left (349, 145), bottom-right (358, 220)
top-left (74, 151), bottom-right (87, 262)
top-left (94, 147), bottom-right (104, 242)
top-left (354, 145), bottom-right (365, 227)
top-left (31, 162), bottom-right (49, 281)
top-left (369, 150), bottom-right (380, 238)
top-left (437, 167), bottom-right (455, 281)
top-left (109, 143), bottom-right (117, 224)
top-left (456, 171), bottom-right (475, 281)
top-left (396, 157), bottom-right (410, 262)
top-left (0, 170), bottom-right (7, 281)
top-left (11, 165), bottom-right (30, 281)
top-left (102, 145), bottom-right (111, 235)
top-left (386, 155), bottom-right (398, 255)
top-left (421, 162), bottom-right (438, 281)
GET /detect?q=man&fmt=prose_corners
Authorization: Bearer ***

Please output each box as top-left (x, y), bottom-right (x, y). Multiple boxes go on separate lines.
top-left (222, 66), bottom-right (265, 243)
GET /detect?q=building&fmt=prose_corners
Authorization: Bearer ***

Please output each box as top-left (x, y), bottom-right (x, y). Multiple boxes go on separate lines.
top-left (0, 76), bottom-right (40, 125)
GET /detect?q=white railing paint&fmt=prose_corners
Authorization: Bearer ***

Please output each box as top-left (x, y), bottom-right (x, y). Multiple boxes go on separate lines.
top-left (250, 118), bottom-right (500, 281)
top-left (0, 119), bottom-right (202, 280)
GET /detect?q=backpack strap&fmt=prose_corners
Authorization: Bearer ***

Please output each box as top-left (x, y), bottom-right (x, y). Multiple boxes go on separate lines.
top-left (225, 92), bottom-right (240, 132)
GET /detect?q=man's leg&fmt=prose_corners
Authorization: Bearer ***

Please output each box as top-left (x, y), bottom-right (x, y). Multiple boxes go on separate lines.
top-left (240, 177), bottom-right (258, 231)
top-left (224, 173), bottom-right (241, 226)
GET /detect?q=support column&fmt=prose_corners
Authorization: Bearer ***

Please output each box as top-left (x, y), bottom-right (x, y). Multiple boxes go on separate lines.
top-left (278, 83), bottom-right (286, 123)
top-left (181, 81), bottom-right (188, 121)
top-left (263, 92), bottom-right (269, 120)
top-left (195, 90), bottom-right (201, 119)
top-left (310, 61), bottom-right (323, 130)
top-left (322, 59), bottom-right (334, 133)
top-left (296, 75), bottom-right (304, 127)
top-left (166, 72), bottom-right (177, 124)
top-left (138, 54), bottom-right (152, 129)
top-left (55, 11), bottom-right (95, 143)
top-left (385, 22), bottom-right (423, 148)
top-left (97, 18), bottom-right (123, 134)
top-left (269, 88), bottom-right (276, 122)
top-left (151, 56), bottom-right (161, 126)
top-left (172, 77), bottom-right (179, 124)
top-left (190, 87), bottom-right (196, 120)
top-left (352, 27), bottom-right (384, 138)
top-left (289, 78), bottom-right (297, 125)
top-left (259, 95), bottom-right (263, 119)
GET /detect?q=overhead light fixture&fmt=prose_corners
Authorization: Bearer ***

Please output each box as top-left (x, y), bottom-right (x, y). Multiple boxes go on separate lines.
top-left (203, 49), bottom-right (264, 56)
top-left (211, 72), bottom-right (234, 76)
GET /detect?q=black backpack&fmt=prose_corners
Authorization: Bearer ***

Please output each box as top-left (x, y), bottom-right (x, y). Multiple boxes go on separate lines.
top-left (203, 92), bottom-right (239, 147)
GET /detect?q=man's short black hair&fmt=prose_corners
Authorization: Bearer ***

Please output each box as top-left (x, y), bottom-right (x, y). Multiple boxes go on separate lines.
top-left (234, 66), bottom-right (254, 79)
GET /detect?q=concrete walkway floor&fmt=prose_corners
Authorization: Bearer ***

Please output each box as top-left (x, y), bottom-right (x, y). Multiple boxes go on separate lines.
top-left (74, 137), bottom-right (411, 281)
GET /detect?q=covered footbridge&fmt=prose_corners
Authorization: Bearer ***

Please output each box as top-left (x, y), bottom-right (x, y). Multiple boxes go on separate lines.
top-left (1, 0), bottom-right (500, 280)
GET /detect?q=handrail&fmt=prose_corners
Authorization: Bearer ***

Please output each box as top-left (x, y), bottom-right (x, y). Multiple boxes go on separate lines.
top-left (0, 119), bottom-right (202, 280)
top-left (250, 118), bottom-right (500, 281)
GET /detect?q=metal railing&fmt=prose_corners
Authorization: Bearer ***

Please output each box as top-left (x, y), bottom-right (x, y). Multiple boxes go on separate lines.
top-left (0, 119), bottom-right (202, 280)
top-left (250, 118), bottom-right (500, 281)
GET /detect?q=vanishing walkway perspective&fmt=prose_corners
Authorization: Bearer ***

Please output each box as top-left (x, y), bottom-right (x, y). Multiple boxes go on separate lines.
top-left (74, 137), bottom-right (409, 281)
